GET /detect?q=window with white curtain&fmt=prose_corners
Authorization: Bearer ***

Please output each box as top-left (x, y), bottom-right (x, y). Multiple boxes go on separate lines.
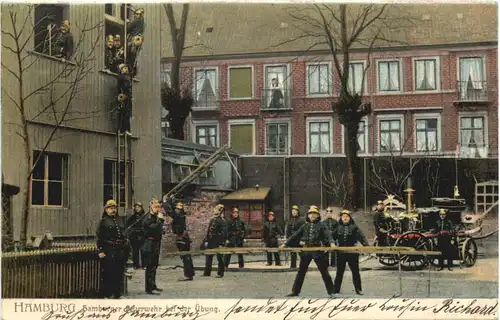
top-left (378, 61), bottom-right (401, 91)
top-left (414, 59), bottom-right (437, 91)
top-left (348, 62), bottom-right (364, 94)
top-left (357, 120), bottom-right (367, 153)
top-left (308, 121), bottom-right (331, 154)
top-left (460, 116), bottom-right (485, 147)
top-left (379, 119), bottom-right (402, 152)
top-left (459, 57), bottom-right (485, 98)
top-left (267, 123), bottom-right (289, 155)
top-left (196, 125), bottom-right (217, 146)
top-left (307, 64), bottom-right (330, 95)
top-left (195, 68), bottom-right (218, 106)
top-left (415, 118), bottom-right (438, 151)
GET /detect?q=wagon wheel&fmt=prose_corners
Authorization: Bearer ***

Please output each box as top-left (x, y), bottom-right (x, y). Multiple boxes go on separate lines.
top-left (461, 238), bottom-right (478, 267)
top-left (373, 236), bottom-right (398, 266)
top-left (428, 237), bottom-right (441, 266)
top-left (394, 231), bottom-right (432, 270)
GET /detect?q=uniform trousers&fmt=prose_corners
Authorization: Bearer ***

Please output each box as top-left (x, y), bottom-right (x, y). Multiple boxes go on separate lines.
top-left (99, 247), bottom-right (126, 298)
top-left (291, 252), bottom-right (334, 295)
top-left (204, 243), bottom-right (225, 277)
top-left (129, 233), bottom-right (144, 268)
top-left (176, 237), bottom-right (195, 278)
top-left (334, 252), bottom-right (362, 293)
top-left (265, 238), bottom-right (281, 265)
top-left (438, 235), bottom-right (454, 268)
top-left (224, 236), bottom-right (244, 268)
top-left (287, 240), bottom-right (301, 268)
top-left (142, 242), bottom-right (160, 292)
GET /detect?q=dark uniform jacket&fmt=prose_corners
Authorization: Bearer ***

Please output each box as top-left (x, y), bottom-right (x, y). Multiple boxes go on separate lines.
top-left (286, 216), bottom-right (306, 240)
top-left (96, 214), bottom-right (127, 254)
top-left (227, 217), bottom-right (247, 239)
top-left (168, 209), bottom-right (189, 237)
top-left (285, 219), bottom-right (332, 247)
top-left (373, 210), bottom-right (393, 232)
top-left (323, 218), bottom-right (338, 234)
top-left (105, 46), bottom-right (116, 70)
top-left (262, 220), bottom-right (283, 241)
top-left (332, 219), bottom-right (369, 247)
top-left (206, 216), bottom-right (228, 248)
top-left (117, 73), bottom-right (133, 97)
top-left (141, 213), bottom-right (164, 254)
top-left (127, 18), bottom-right (145, 37)
top-left (435, 219), bottom-right (454, 233)
top-left (54, 31), bottom-right (74, 59)
top-left (126, 210), bottom-right (145, 239)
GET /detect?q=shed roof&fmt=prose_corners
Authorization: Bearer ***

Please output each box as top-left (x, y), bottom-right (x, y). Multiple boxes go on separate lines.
top-left (220, 187), bottom-right (271, 201)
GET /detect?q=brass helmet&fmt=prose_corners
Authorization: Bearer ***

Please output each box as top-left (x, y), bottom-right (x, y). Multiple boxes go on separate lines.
top-left (105, 199), bottom-right (117, 209)
top-left (439, 208), bottom-right (447, 216)
top-left (176, 202), bottom-right (184, 210)
top-left (232, 207), bottom-right (239, 213)
top-left (214, 204), bottom-right (224, 215)
top-left (119, 63), bottom-right (128, 73)
top-left (292, 205), bottom-right (300, 211)
top-left (117, 93), bottom-right (127, 102)
top-left (60, 20), bottom-right (70, 32)
top-left (340, 209), bottom-right (351, 216)
top-left (134, 8), bottom-right (145, 16)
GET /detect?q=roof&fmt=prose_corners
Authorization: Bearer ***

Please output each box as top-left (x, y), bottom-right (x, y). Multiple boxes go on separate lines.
top-left (161, 3), bottom-right (498, 58)
top-left (220, 187), bottom-right (271, 202)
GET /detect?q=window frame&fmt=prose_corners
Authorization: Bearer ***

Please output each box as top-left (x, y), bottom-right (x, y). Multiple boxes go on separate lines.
top-left (306, 62), bottom-right (332, 97)
top-left (30, 151), bottom-right (69, 208)
top-left (457, 56), bottom-right (486, 83)
top-left (191, 120), bottom-right (220, 147)
top-left (412, 57), bottom-right (440, 92)
top-left (227, 65), bottom-right (254, 100)
top-left (347, 60), bottom-right (368, 95)
top-left (264, 118), bottom-right (292, 155)
top-left (103, 3), bottom-right (133, 73)
top-left (376, 59), bottom-right (403, 93)
top-left (103, 158), bottom-right (134, 209)
top-left (413, 113), bottom-right (442, 153)
top-left (227, 119), bottom-right (256, 155)
top-left (33, 4), bottom-right (70, 57)
top-left (192, 67), bottom-right (220, 108)
top-left (263, 64), bottom-right (291, 89)
top-left (458, 111), bottom-right (489, 149)
top-left (377, 114), bottom-right (405, 153)
top-left (305, 116), bottom-right (334, 155)
top-left (340, 116), bottom-right (369, 156)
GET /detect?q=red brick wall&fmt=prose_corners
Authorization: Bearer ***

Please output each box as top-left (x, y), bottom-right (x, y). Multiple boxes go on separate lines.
top-left (181, 46), bottom-right (498, 157)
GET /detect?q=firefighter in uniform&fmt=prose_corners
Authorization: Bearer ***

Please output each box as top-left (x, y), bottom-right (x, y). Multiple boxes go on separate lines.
top-left (262, 211), bottom-right (284, 266)
top-left (332, 210), bottom-right (369, 295)
top-left (141, 199), bottom-right (165, 294)
top-left (281, 205), bottom-right (335, 297)
top-left (373, 200), bottom-right (393, 246)
top-left (96, 200), bottom-right (128, 299)
top-left (127, 202), bottom-right (145, 269)
top-left (224, 207), bottom-right (247, 269)
top-left (203, 204), bottom-right (228, 278)
top-left (285, 205), bottom-right (305, 268)
top-left (167, 200), bottom-right (195, 281)
top-left (434, 208), bottom-right (455, 271)
top-left (323, 207), bottom-right (338, 267)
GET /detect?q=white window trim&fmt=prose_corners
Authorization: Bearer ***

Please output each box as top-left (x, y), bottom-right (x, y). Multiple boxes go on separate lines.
top-left (377, 114), bottom-right (405, 154)
top-left (264, 118), bottom-right (292, 155)
top-left (305, 61), bottom-right (333, 97)
top-left (227, 65), bottom-right (255, 100)
top-left (305, 116), bottom-right (334, 155)
top-left (340, 116), bottom-right (369, 156)
top-left (458, 110), bottom-right (489, 149)
top-left (263, 63), bottom-right (291, 89)
top-left (104, 4), bottom-right (131, 25)
top-left (348, 60), bottom-right (368, 95)
top-left (412, 56), bottom-right (441, 92)
top-left (30, 151), bottom-right (69, 209)
top-left (192, 66), bottom-right (220, 106)
top-left (413, 113), bottom-right (442, 154)
top-left (227, 119), bottom-right (256, 155)
top-left (191, 120), bottom-right (220, 147)
top-left (376, 58), bottom-right (404, 94)
top-left (456, 54), bottom-right (487, 84)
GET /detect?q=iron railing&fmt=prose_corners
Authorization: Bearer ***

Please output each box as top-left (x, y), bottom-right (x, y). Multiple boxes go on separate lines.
top-left (1, 245), bottom-right (126, 298)
top-left (457, 80), bottom-right (488, 101)
top-left (193, 88), bottom-right (220, 110)
top-left (260, 88), bottom-right (292, 110)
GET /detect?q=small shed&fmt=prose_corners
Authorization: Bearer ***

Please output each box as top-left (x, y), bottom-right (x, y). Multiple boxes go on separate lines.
top-left (219, 186), bottom-right (271, 239)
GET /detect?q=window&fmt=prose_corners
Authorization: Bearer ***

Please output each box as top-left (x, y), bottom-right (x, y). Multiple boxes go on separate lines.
top-left (379, 118), bottom-right (403, 152)
top-left (348, 62), bottom-right (364, 94)
top-left (307, 119), bottom-right (332, 154)
top-left (31, 151), bottom-right (68, 207)
top-left (229, 66), bottom-right (253, 99)
top-left (415, 118), bottom-right (439, 152)
top-left (460, 116), bottom-right (485, 148)
top-left (160, 66), bottom-right (171, 86)
top-left (229, 120), bottom-right (255, 155)
top-left (264, 65), bottom-right (289, 109)
top-left (414, 59), bottom-right (437, 91)
top-left (307, 63), bottom-right (330, 95)
top-left (459, 57), bottom-right (485, 100)
top-left (266, 122), bottom-right (290, 155)
top-left (103, 159), bottom-right (133, 208)
top-left (378, 61), bottom-right (401, 91)
top-left (357, 120), bottom-right (368, 153)
top-left (104, 3), bottom-right (133, 72)
top-left (161, 107), bottom-right (170, 138)
top-left (195, 125), bottom-right (218, 147)
top-left (194, 68), bottom-right (218, 107)
top-left (34, 5), bottom-right (68, 55)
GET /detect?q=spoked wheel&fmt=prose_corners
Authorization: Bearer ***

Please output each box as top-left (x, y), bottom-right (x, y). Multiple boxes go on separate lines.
top-left (394, 231), bottom-right (433, 270)
top-left (461, 238), bottom-right (478, 267)
top-left (374, 236), bottom-right (398, 266)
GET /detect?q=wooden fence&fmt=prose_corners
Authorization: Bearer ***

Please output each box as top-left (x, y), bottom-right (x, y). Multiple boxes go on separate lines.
top-left (1, 245), bottom-right (116, 298)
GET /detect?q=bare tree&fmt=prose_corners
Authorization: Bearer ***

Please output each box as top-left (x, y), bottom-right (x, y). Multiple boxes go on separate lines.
top-left (321, 168), bottom-right (348, 208)
top-left (277, 4), bottom-right (414, 209)
top-left (2, 4), bottom-right (102, 248)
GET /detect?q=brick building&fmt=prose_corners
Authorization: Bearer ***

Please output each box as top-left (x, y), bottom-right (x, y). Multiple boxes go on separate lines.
top-left (161, 4), bottom-right (498, 159)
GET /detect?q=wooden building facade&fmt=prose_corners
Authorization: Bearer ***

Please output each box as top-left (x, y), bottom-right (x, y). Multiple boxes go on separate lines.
top-left (1, 4), bottom-right (163, 240)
